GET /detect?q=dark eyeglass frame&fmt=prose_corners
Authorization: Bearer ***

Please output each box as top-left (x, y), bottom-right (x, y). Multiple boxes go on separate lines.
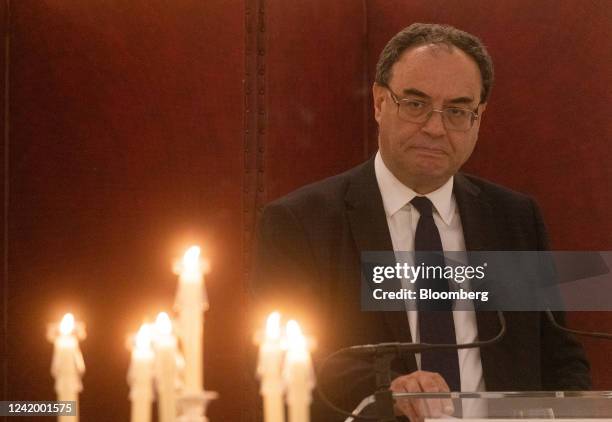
top-left (385, 86), bottom-right (480, 132)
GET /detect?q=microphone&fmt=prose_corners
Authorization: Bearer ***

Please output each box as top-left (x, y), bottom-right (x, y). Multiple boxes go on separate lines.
top-left (546, 310), bottom-right (612, 340)
top-left (316, 311), bottom-right (507, 421)
top-left (347, 310), bottom-right (506, 356)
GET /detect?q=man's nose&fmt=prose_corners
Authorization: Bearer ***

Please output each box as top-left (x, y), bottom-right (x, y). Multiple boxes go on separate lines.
top-left (421, 110), bottom-right (447, 137)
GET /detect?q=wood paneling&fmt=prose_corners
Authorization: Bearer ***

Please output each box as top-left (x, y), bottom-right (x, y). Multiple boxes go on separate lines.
top-left (1, 0), bottom-right (8, 405)
top-left (7, 1), bottom-right (244, 420)
top-left (2, 2), bottom-right (611, 421)
top-left (263, 0), bottom-right (369, 201)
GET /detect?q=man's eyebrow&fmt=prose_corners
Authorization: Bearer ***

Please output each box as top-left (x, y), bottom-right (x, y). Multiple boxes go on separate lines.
top-left (447, 96), bottom-right (475, 105)
top-left (400, 89), bottom-right (476, 105)
top-left (401, 88), bottom-right (430, 99)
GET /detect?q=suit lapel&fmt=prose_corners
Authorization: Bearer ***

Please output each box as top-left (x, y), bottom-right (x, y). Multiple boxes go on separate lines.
top-left (344, 158), bottom-right (413, 347)
top-left (345, 159), bottom-right (394, 256)
top-left (454, 173), bottom-right (498, 252)
top-left (454, 174), bottom-right (505, 390)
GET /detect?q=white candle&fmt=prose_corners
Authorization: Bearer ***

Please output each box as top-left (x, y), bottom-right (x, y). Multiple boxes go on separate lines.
top-left (47, 313), bottom-right (85, 422)
top-left (257, 312), bottom-right (285, 422)
top-left (154, 312), bottom-right (179, 422)
top-left (284, 321), bottom-right (314, 422)
top-left (174, 245), bottom-right (208, 393)
top-left (128, 323), bottom-right (155, 422)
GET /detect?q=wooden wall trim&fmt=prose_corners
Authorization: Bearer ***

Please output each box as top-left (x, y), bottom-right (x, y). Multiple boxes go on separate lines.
top-left (243, 0), bottom-right (265, 419)
top-left (1, 0), bottom-right (9, 406)
top-left (361, 0), bottom-right (370, 160)
top-left (243, 0), bottom-right (266, 284)
top-left (254, 0), bottom-right (266, 216)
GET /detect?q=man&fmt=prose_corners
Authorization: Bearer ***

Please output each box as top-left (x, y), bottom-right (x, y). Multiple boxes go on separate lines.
top-left (252, 23), bottom-right (590, 421)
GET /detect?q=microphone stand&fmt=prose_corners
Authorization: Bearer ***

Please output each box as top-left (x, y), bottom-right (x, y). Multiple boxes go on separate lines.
top-left (316, 311), bottom-right (507, 421)
top-left (373, 350), bottom-right (397, 422)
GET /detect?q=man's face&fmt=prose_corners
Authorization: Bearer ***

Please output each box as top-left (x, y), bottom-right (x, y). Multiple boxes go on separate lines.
top-left (373, 44), bottom-right (486, 194)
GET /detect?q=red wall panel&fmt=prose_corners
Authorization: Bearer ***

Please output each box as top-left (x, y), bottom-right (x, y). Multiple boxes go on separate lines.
top-left (7, 1), bottom-right (245, 420)
top-left (263, 0), bottom-right (370, 201)
top-left (3, 1), bottom-right (611, 421)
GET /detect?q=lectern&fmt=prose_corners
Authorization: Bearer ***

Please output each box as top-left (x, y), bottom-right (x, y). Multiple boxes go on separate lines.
top-left (391, 391), bottom-right (612, 420)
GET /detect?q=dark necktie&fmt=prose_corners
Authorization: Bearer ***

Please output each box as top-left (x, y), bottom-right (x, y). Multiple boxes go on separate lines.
top-left (411, 196), bottom-right (461, 392)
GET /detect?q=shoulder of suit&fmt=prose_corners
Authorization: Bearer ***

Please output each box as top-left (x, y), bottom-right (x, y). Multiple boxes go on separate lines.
top-left (264, 166), bottom-right (541, 216)
top-left (264, 161), bottom-right (367, 212)
top-left (458, 172), bottom-right (537, 207)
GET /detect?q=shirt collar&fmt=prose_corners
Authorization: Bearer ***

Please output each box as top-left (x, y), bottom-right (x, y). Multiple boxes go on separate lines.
top-left (374, 151), bottom-right (456, 226)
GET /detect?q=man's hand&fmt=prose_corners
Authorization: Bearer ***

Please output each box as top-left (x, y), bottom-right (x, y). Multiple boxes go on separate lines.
top-left (390, 371), bottom-right (454, 421)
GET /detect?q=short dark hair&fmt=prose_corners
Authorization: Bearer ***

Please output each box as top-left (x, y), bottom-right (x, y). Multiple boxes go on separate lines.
top-left (375, 23), bottom-right (494, 103)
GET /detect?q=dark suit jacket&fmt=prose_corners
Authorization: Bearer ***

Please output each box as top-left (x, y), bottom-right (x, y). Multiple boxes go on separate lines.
top-left (251, 157), bottom-right (590, 421)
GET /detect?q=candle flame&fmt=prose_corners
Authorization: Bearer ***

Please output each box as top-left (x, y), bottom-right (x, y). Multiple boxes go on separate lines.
top-left (265, 312), bottom-right (281, 340)
top-left (155, 312), bottom-right (173, 336)
top-left (59, 313), bottom-right (75, 335)
top-left (286, 320), bottom-right (306, 350)
top-left (135, 323), bottom-right (153, 351)
top-left (183, 245), bottom-right (201, 269)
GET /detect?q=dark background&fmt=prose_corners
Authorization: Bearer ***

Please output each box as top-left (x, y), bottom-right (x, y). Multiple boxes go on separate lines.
top-left (1, 0), bottom-right (611, 420)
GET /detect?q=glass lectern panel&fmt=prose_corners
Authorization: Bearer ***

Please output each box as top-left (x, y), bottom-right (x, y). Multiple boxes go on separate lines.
top-left (392, 391), bottom-right (612, 420)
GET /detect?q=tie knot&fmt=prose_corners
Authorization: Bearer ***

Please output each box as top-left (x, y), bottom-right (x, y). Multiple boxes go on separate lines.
top-left (410, 196), bottom-right (434, 217)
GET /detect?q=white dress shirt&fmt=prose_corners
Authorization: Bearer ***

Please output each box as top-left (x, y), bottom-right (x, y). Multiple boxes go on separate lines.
top-left (374, 151), bottom-right (486, 394)
top-left (347, 153), bottom-right (487, 421)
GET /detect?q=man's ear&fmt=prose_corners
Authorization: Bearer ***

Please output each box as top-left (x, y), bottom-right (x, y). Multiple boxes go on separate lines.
top-left (473, 102), bottom-right (487, 131)
top-left (372, 83), bottom-right (386, 124)
top-left (478, 102), bottom-right (487, 115)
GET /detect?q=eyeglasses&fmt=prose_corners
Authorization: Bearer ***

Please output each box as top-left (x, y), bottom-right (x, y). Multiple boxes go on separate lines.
top-left (385, 86), bottom-right (480, 132)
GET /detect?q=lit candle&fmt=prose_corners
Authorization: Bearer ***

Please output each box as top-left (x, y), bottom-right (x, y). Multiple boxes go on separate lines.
top-left (128, 323), bottom-right (155, 422)
top-left (154, 312), bottom-right (179, 422)
top-left (173, 245), bottom-right (208, 393)
top-left (283, 320), bottom-right (314, 422)
top-left (256, 312), bottom-right (285, 422)
top-left (47, 313), bottom-right (86, 422)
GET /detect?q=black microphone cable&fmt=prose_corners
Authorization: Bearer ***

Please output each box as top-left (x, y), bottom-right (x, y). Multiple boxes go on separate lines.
top-left (545, 310), bottom-right (612, 340)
